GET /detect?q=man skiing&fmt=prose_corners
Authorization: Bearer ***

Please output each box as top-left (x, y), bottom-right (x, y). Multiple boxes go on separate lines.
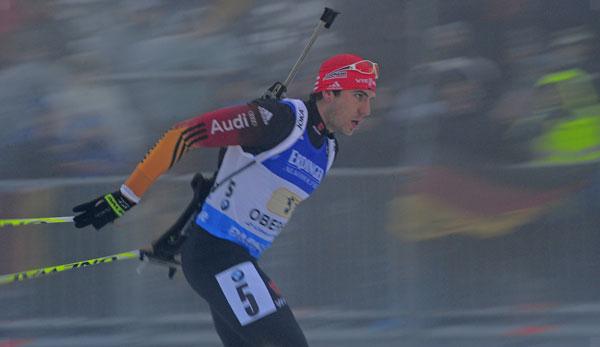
top-left (72, 53), bottom-right (378, 346)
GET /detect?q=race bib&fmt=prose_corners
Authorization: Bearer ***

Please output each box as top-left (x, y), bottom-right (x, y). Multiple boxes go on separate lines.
top-left (267, 188), bottom-right (302, 218)
top-left (215, 262), bottom-right (277, 326)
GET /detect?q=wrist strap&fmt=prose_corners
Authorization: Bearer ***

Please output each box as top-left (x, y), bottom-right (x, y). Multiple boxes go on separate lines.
top-left (105, 194), bottom-right (126, 217)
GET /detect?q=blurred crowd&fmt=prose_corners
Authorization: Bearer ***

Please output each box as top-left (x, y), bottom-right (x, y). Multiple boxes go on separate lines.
top-left (383, 0), bottom-right (600, 242)
top-left (0, 0), bottom-right (346, 178)
top-left (1, 0), bottom-right (600, 179)
top-left (385, 0), bottom-right (600, 171)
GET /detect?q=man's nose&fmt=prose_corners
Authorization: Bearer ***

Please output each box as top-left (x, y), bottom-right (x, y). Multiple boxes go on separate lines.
top-left (360, 99), bottom-right (372, 117)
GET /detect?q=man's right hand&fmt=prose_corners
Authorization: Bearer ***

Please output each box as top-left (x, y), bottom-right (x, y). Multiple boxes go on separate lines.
top-left (72, 191), bottom-right (135, 230)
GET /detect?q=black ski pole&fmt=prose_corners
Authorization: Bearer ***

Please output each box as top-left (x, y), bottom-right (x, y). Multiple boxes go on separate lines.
top-left (263, 7), bottom-right (339, 99)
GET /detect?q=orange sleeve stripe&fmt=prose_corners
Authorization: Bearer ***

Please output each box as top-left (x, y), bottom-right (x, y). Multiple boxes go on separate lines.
top-left (124, 127), bottom-right (187, 198)
top-left (121, 103), bottom-right (258, 200)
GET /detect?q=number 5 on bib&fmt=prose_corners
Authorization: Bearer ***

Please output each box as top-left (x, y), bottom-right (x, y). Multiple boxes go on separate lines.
top-left (216, 262), bottom-right (277, 326)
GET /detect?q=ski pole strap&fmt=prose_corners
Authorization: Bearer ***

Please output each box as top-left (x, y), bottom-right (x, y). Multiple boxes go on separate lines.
top-left (104, 193), bottom-right (126, 216)
top-left (0, 250), bottom-right (140, 286)
top-left (0, 216), bottom-right (74, 228)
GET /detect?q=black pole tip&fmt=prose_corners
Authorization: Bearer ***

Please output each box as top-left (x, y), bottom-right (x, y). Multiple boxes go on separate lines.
top-left (321, 7), bottom-right (340, 29)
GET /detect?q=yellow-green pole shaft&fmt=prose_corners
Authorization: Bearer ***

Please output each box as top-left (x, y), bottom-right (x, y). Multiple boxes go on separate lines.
top-left (0, 216), bottom-right (74, 228)
top-left (0, 250), bottom-right (141, 285)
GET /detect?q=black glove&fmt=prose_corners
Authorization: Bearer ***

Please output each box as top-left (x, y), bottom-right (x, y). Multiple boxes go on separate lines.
top-left (73, 191), bottom-right (135, 230)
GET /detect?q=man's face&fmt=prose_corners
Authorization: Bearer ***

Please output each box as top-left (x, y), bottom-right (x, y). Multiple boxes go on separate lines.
top-left (323, 89), bottom-right (376, 135)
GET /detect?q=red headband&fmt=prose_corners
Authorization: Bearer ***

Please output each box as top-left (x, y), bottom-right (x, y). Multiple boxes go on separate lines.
top-left (313, 53), bottom-right (378, 93)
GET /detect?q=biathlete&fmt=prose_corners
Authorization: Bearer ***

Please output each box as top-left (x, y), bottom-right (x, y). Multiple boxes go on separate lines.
top-left (72, 53), bottom-right (378, 346)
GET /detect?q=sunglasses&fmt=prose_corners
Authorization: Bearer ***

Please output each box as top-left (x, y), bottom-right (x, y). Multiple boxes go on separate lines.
top-left (331, 60), bottom-right (379, 79)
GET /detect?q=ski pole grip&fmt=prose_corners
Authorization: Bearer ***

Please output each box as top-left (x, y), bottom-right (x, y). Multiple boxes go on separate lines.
top-left (321, 7), bottom-right (339, 29)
